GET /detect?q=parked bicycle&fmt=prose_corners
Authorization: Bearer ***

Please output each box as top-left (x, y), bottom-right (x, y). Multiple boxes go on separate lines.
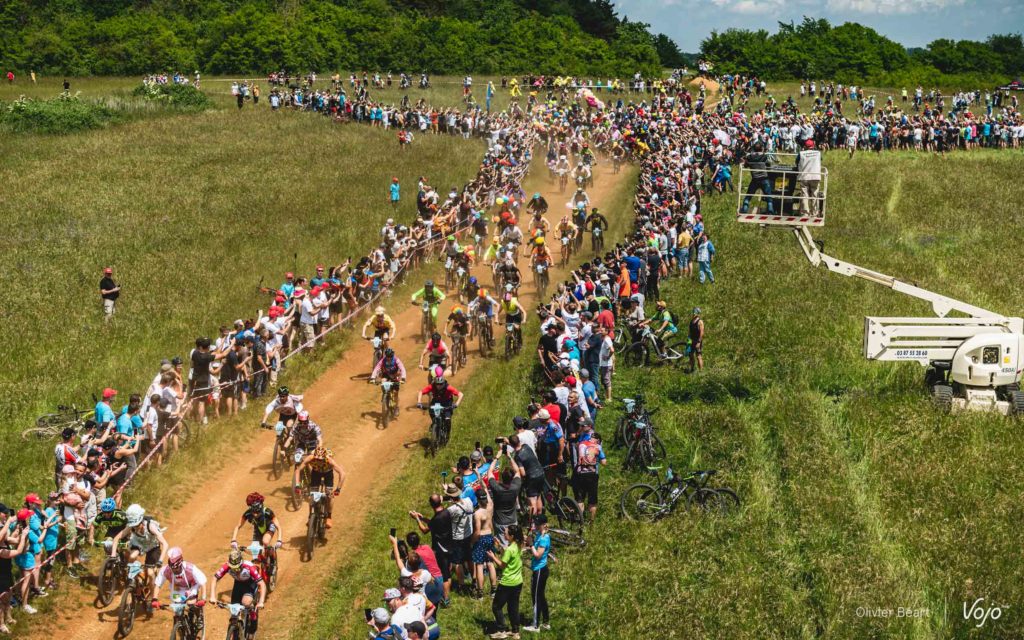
top-left (620, 406), bottom-right (666, 472)
top-left (620, 467), bottom-right (739, 522)
top-left (622, 324), bottom-right (688, 367)
top-left (517, 470), bottom-right (586, 550)
top-left (25, 403), bottom-right (95, 440)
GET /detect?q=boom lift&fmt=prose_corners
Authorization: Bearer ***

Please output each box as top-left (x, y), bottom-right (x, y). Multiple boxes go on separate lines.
top-left (736, 156), bottom-right (1024, 415)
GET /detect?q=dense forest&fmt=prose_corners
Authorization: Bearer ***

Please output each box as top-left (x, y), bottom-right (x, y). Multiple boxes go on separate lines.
top-left (0, 0), bottom-right (676, 76)
top-left (700, 18), bottom-right (1023, 86)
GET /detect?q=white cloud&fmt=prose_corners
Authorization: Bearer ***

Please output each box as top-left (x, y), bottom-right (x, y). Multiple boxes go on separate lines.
top-left (825, 0), bottom-right (965, 14)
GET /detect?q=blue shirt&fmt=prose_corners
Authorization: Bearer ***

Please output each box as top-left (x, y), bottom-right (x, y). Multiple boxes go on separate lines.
top-left (543, 422), bottom-right (564, 445)
top-left (95, 401), bottom-right (116, 427)
top-left (582, 380), bottom-right (598, 406)
top-left (116, 410), bottom-right (135, 438)
top-left (623, 255), bottom-right (643, 282)
top-left (531, 532), bottom-right (551, 571)
top-left (390, 183), bottom-right (401, 201)
top-left (461, 485), bottom-right (478, 508)
top-left (43, 507), bottom-right (60, 548)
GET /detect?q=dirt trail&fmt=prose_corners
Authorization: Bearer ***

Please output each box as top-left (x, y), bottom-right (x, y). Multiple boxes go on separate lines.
top-left (36, 160), bottom-right (633, 640)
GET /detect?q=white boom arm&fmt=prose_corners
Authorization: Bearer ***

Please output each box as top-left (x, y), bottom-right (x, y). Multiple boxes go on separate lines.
top-left (794, 226), bottom-right (1002, 319)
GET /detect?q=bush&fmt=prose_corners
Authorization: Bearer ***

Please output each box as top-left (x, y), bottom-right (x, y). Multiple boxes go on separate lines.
top-left (131, 83), bottom-right (212, 109)
top-left (0, 94), bottom-right (115, 134)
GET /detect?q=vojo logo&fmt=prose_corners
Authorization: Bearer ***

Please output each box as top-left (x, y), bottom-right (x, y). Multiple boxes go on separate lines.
top-left (963, 597), bottom-right (1008, 628)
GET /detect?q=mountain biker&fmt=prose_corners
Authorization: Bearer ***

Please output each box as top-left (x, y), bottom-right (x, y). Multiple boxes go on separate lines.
top-left (411, 281), bottom-right (446, 329)
top-left (585, 207), bottom-right (608, 233)
top-left (211, 550), bottom-right (266, 633)
top-left (468, 289), bottom-right (498, 341)
top-left (110, 504), bottom-right (168, 588)
top-left (261, 386), bottom-right (304, 430)
top-left (230, 492), bottom-right (283, 561)
top-left (497, 257), bottom-right (521, 292)
top-left (502, 293), bottom-right (525, 340)
top-left (419, 332), bottom-right (449, 372)
top-left (286, 410), bottom-right (323, 460)
top-left (370, 348), bottom-right (408, 385)
top-left (570, 187), bottom-right (590, 210)
top-left (152, 547), bottom-right (207, 627)
top-left (530, 237), bottom-right (553, 270)
top-left (462, 275), bottom-right (480, 304)
top-left (556, 216), bottom-right (577, 250)
top-left (446, 307), bottom-right (471, 345)
top-left (362, 306), bottom-right (397, 346)
top-left (417, 377), bottom-right (464, 411)
top-left (529, 210), bottom-right (551, 239)
top-left (553, 154), bottom-right (570, 174)
top-left (638, 301), bottom-right (678, 355)
top-left (572, 161), bottom-right (591, 186)
top-left (93, 497), bottom-right (128, 556)
top-left (526, 193), bottom-right (548, 216)
top-left (293, 446), bottom-right (346, 528)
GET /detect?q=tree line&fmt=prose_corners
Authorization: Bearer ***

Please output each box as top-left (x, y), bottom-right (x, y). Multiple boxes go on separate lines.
top-left (700, 18), bottom-right (1023, 86)
top-left (0, 0), bottom-right (673, 76)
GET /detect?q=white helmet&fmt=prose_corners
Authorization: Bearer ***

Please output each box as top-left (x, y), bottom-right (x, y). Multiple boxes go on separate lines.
top-left (126, 504), bottom-right (146, 527)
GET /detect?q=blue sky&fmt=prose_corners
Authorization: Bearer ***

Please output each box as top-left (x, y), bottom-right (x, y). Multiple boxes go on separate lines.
top-left (615, 0), bottom-right (1024, 51)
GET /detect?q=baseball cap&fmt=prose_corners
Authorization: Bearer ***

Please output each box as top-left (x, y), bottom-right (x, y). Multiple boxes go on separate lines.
top-left (512, 416), bottom-right (529, 430)
top-left (103, 267), bottom-right (113, 274)
top-left (565, 376), bottom-right (577, 386)
top-left (62, 464), bottom-right (76, 475)
top-left (537, 409), bottom-right (550, 421)
top-left (24, 493), bottom-right (42, 506)
top-left (16, 509), bottom-right (31, 522)
top-left (372, 608), bottom-right (390, 625)
top-left (285, 271), bottom-right (294, 279)
top-left (0, 504), bottom-right (9, 516)
top-left (102, 387), bottom-right (117, 399)
top-left (405, 621), bottom-right (427, 635)
top-left (470, 450), bottom-right (483, 462)
top-left (382, 588), bottom-right (402, 601)
top-left (533, 514), bottom-right (548, 525)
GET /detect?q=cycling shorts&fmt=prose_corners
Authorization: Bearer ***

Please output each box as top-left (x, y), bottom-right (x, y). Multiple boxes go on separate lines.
top-left (309, 470), bottom-right (334, 489)
top-left (230, 580), bottom-right (259, 605)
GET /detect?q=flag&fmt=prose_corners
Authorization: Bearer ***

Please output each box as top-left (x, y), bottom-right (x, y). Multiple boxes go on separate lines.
top-left (486, 81), bottom-right (494, 112)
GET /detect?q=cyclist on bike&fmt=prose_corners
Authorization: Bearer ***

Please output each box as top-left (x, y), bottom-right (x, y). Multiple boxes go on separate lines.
top-left (419, 332), bottom-right (449, 372)
top-left (370, 348), bottom-right (407, 385)
top-left (230, 493), bottom-right (283, 562)
top-left (416, 377), bottom-right (464, 411)
top-left (362, 306), bottom-right (397, 346)
top-left (572, 161), bottom-right (591, 186)
top-left (260, 386), bottom-right (304, 430)
top-left (571, 187), bottom-right (590, 210)
top-left (110, 504), bottom-right (168, 588)
top-left (411, 280), bottom-right (446, 330)
top-left (152, 547), bottom-right (207, 626)
top-left (293, 446), bottom-right (346, 528)
top-left (530, 237), bottom-right (553, 265)
top-left (580, 142), bottom-right (596, 167)
top-left (462, 275), bottom-right (480, 305)
top-left (497, 257), bottom-right (521, 293)
top-left (556, 216), bottom-right (577, 252)
top-left (638, 300), bottom-right (678, 355)
top-left (446, 307), bottom-right (471, 344)
top-left (467, 289), bottom-right (498, 341)
top-left (285, 410), bottom-right (323, 460)
top-left (502, 293), bottom-right (525, 340)
top-left (526, 193), bottom-right (548, 216)
top-left (553, 154), bottom-right (570, 175)
top-left (529, 210), bottom-right (551, 239)
top-left (94, 497), bottom-right (128, 555)
top-left (585, 207), bottom-right (608, 234)
top-left (211, 550), bottom-right (266, 633)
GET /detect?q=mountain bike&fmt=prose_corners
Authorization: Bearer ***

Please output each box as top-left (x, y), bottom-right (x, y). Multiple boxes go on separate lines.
top-left (443, 256), bottom-right (457, 291)
top-left (374, 379), bottom-right (401, 429)
top-left (591, 226), bottom-right (605, 253)
top-left (97, 546), bottom-right (128, 607)
top-left (247, 541), bottom-right (279, 593)
top-left (262, 421), bottom-right (294, 480)
top-left (620, 467), bottom-right (740, 522)
top-left (559, 234), bottom-right (572, 267)
top-left (303, 484), bottom-right (332, 561)
top-left (455, 263), bottom-right (469, 298)
top-left (623, 325), bottom-right (688, 367)
top-left (533, 262), bottom-right (549, 301)
top-left (474, 313), bottom-right (493, 357)
top-left (517, 471), bottom-right (586, 550)
top-left (615, 397), bottom-right (658, 451)
top-left (366, 335), bottom-right (385, 373)
top-left (118, 561), bottom-right (157, 637)
top-left (216, 602), bottom-right (257, 640)
top-left (417, 302), bottom-right (436, 341)
top-left (621, 416), bottom-right (666, 472)
top-left (557, 168), bottom-right (568, 193)
top-left (504, 322), bottom-right (522, 359)
top-left (26, 403), bottom-right (95, 440)
top-left (418, 403), bottom-right (453, 456)
top-left (165, 594), bottom-right (205, 640)
top-left (449, 332), bottom-right (468, 374)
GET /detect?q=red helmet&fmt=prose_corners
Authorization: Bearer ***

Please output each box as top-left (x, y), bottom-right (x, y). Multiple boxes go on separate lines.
top-left (297, 410), bottom-right (310, 423)
top-left (245, 492), bottom-right (264, 507)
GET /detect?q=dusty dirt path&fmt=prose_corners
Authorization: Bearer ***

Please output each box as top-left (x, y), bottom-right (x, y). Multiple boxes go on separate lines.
top-left (37, 160), bottom-right (633, 640)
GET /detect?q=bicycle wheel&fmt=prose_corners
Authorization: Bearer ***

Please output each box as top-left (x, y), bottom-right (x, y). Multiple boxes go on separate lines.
top-left (381, 392), bottom-right (391, 430)
top-left (548, 526), bottom-right (587, 550)
top-left (225, 620), bottom-right (242, 640)
top-left (459, 341), bottom-right (467, 367)
top-left (117, 586), bottom-right (137, 636)
top-left (554, 497), bottom-right (585, 533)
top-left (169, 620), bottom-right (187, 640)
top-left (271, 439), bottom-right (283, 479)
top-left (664, 340), bottom-right (688, 363)
top-left (623, 342), bottom-right (648, 367)
top-left (290, 473), bottom-right (302, 512)
top-left (97, 557), bottom-right (119, 607)
top-left (305, 509), bottom-right (317, 560)
top-left (711, 487), bottom-right (741, 514)
top-left (686, 488), bottom-right (722, 513)
top-left (266, 553), bottom-right (278, 592)
top-left (650, 435), bottom-right (667, 465)
top-left (619, 483), bottom-right (665, 522)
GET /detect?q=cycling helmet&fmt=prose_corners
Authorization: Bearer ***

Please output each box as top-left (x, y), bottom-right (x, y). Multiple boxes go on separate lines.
top-left (431, 332), bottom-right (442, 342)
top-left (126, 504), bottom-right (145, 527)
top-left (432, 365), bottom-right (444, 379)
top-left (478, 288), bottom-right (488, 298)
top-left (532, 193), bottom-right (541, 199)
top-left (312, 446), bottom-right (329, 459)
top-left (277, 386), bottom-right (289, 397)
top-left (375, 306), bottom-right (385, 315)
top-left (591, 207), bottom-right (599, 214)
top-left (168, 547), bottom-right (184, 571)
top-left (453, 306), bottom-right (464, 315)
top-left (447, 235), bottom-right (455, 242)
top-left (535, 237), bottom-right (545, 246)
top-left (656, 300), bottom-right (668, 309)
top-left (425, 280), bottom-right (434, 288)
top-left (432, 376), bottom-right (447, 388)
top-left (245, 492), bottom-right (264, 507)
top-left (100, 498), bottom-right (117, 513)
top-left (227, 550), bottom-right (243, 571)
top-left (297, 410), bottom-right (310, 423)
top-left (384, 348), bottom-right (395, 358)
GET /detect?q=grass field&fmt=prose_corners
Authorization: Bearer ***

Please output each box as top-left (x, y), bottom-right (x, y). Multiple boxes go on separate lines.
top-left (0, 93), bottom-right (484, 496)
top-left (307, 147), bottom-right (1024, 640)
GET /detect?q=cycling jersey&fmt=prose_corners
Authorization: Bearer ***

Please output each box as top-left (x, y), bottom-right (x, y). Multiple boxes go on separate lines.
top-left (448, 314), bottom-right (470, 333)
top-left (292, 422), bottom-right (322, 450)
top-left (93, 510), bottom-right (128, 538)
top-left (425, 339), bottom-right (447, 355)
top-left (412, 287), bottom-right (445, 305)
top-left (129, 518), bottom-right (162, 553)
top-left (265, 394), bottom-right (304, 418)
top-left (364, 314), bottom-right (396, 333)
top-left (306, 450), bottom-right (335, 474)
top-left (243, 506), bottom-right (278, 535)
top-left (214, 560), bottom-right (263, 583)
top-left (502, 299), bottom-right (522, 316)
top-left (421, 385), bottom-right (461, 406)
top-left (371, 356), bottom-right (407, 381)
top-left (155, 562), bottom-right (207, 599)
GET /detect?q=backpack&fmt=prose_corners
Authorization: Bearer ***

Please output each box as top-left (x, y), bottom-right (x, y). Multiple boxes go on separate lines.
top-left (669, 310), bottom-right (680, 326)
